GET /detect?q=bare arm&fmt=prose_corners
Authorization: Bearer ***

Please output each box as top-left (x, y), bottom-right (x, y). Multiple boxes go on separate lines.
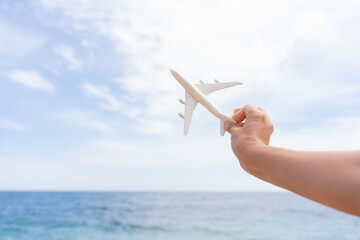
top-left (225, 104), bottom-right (360, 216)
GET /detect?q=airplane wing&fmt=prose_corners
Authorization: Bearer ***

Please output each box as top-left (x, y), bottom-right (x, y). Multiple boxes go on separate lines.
top-left (183, 91), bottom-right (198, 136)
top-left (194, 81), bottom-right (242, 95)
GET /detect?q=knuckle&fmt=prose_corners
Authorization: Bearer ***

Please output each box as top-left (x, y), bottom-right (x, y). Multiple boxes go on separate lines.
top-left (252, 111), bottom-right (266, 121)
top-left (244, 103), bottom-right (256, 114)
top-left (244, 103), bottom-right (254, 110)
top-left (257, 107), bottom-right (265, 112)
top-left (260, 112), bottom-right (267, 120)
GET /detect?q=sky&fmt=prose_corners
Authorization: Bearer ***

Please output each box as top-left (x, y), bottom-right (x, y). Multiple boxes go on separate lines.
top-left (1, 0), bottom-right (360, 191)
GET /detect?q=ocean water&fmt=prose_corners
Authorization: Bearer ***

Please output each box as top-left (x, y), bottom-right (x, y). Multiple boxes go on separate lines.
top-left (0, 192), bottom-right (359, 240)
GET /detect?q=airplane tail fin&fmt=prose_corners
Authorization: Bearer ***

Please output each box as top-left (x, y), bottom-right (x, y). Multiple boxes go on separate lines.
top-left (220, 119), bottom-right (226, 136)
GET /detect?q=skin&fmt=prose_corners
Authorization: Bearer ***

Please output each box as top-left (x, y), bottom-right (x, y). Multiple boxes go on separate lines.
top-left (224, 104), bottom-right (360, 217)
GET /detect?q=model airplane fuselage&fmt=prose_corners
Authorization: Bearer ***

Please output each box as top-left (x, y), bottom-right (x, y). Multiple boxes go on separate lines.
top-left (170, 69), bottom-right (242, 136)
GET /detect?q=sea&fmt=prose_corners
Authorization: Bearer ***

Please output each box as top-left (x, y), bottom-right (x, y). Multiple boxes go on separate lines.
top-left (0, 192), bottom-right (359, 240)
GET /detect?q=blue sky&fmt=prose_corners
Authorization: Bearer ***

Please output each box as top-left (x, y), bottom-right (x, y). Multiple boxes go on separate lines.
top-left (1, 0), bottom-right (360, 191)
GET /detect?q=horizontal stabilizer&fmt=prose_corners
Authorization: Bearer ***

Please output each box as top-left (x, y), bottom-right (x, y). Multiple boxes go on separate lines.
top-left (220, 119), bottom-right (226, 136)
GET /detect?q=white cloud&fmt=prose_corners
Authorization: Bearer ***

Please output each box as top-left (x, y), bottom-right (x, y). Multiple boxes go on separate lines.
top-left (3, 111), bottom-right (360, 191)
top-left (24, 1), bottom-right (360, 191)
top-left (80, 82), bottom-right (122, 111)
top-left (60, 111), bottom-right (118, 134)
top-left (136, 118), bottom-right (175, 135)
top-left (0, 22), bottom-right (44, 63)
top-left (54, 45), bottom-right (83, 70)
top-left (272, 116), bottom-right (360, 151)
top-left (61, 136), bottom-right (279, 191)
top-left (81, 39), bottom-right (97, 48)
top-left (49, 113), bottom-right (360, 191)
top-left (8, 70), bottom-right (55, 92)
top-left (0, 117), bottom-right (24, 131)
top-left (37, 0), bottom-right (360, 136)
top-left (69, 137), bottom-right (230, 168)
top-left (0, 153), bottom-right (278, 191)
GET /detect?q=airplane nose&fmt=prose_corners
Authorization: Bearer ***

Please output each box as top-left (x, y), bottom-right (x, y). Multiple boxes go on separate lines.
top-left (170, 69), bottom-right (177, 75)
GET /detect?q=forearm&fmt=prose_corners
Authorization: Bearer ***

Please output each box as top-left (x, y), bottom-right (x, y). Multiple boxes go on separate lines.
top-left (243, 146), bottom-right (360, 216)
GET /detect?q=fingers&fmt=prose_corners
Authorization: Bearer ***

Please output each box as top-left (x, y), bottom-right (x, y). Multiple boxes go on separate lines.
top-left (233, 108), bottom-right (241, 114)
top-left (232, 104), bottom-right (259, 123)
top-left (243, 104), bottom-right (260, 116)
top-left (233, 104), bottom-right (265, 122)
top-left (232, 107), bottom-right (246, 123)
top-left (224, 121), bottom-right (238, 134)
top-left (232, 104), bottom-right (273, 128)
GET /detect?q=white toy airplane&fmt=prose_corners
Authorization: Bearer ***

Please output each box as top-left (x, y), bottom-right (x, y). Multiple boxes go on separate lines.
top-left (170, 69), bottom-right (243, 136)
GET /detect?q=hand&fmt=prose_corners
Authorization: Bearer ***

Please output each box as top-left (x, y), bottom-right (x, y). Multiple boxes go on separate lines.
top-left (224, 104), bottom-right (274, 173)
top-left (225, 104), bottom-right (360, 217)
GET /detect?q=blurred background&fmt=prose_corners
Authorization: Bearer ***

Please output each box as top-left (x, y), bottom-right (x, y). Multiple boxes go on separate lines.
top-left (1, 0), bottom-right (359, 192)
top-left (0, 0), bottom-right (360, 239)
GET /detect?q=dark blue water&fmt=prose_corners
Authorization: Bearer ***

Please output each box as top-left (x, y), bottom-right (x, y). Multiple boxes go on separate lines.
top-left (0, 192), bottom-right (359, 240)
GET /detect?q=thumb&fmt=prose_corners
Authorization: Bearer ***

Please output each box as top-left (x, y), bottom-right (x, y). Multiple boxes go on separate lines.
top-left (224, 121), bottom-right (238, 134)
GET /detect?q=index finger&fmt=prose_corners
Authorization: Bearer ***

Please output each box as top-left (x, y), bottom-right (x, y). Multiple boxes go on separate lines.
top-left (232, 107), bottom-right (246, 123)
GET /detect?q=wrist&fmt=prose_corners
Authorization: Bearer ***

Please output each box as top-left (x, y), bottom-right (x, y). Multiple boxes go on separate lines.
top-left (239, 144), bottom-right (273, 177)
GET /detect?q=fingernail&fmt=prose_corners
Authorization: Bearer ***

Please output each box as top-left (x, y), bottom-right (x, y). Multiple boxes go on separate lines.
top-left (224, 122), bottom-right (229, 130)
